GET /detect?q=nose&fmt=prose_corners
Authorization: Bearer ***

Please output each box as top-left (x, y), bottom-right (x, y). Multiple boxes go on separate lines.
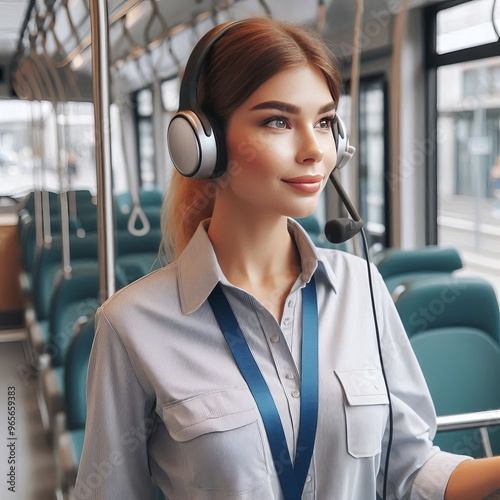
top-left (296, 129), bottom-right (324, 164)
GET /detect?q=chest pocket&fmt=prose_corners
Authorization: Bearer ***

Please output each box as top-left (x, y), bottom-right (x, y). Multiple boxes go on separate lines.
top-left (335, 369), bottom-right (390, 458)
top-left (162, 386), bottom-right (268, 493)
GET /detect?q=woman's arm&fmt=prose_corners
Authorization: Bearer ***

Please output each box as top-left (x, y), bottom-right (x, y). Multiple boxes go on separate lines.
top-left (445, 456), bottom-right (500, 500)
top-left (75, 307), bottom-right (156, 499)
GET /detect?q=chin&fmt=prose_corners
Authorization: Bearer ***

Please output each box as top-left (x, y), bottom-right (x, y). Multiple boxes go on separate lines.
top-left (283, 204), bottom-right (318, 220)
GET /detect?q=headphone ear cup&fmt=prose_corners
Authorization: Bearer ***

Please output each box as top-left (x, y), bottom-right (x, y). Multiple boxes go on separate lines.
top-left (167, 110), bottom-right (218, 179)
top-left (334, 115), bottom-right (348, 168)
top-left (333, 115), bottom-right (356, 170)
top-left (209, 115), bottom-right (228, 178)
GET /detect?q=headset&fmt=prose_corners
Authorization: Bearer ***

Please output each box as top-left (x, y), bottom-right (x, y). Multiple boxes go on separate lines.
top-left (167, 20), bottom-right (356, 181)
top-left (167, 19), bottom-right (393, 500)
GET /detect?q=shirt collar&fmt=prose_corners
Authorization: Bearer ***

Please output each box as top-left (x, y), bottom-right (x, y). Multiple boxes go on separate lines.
top-left (177, 218), bottom-right (338, 315)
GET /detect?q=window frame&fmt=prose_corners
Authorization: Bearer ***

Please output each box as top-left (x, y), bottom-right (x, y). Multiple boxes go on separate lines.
top-left (424, 0), bottom-right (500, 244)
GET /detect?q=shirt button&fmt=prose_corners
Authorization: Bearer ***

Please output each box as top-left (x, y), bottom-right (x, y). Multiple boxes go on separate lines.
top-left (285, 372), bottom-right (294, 380)
top-left (270, 334), bottom-right (280, 343)
top-left (282, 317), bottom-right (291, 326)
top-left (291, 390), bottom-right (300, 398)
top-left (306, 474), bottom-right (312, 483)
top-left (287, 299), bottom-right (295, 308)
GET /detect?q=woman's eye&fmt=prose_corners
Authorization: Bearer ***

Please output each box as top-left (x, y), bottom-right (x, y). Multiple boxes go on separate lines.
top-left (317, 118), bottom-right (333, 129)
top-left (265, 117), bottom-right (288, 129)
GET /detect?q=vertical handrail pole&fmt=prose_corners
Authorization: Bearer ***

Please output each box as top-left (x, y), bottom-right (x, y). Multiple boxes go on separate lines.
top-left (55, 103), bottom-right (72, 278)
top-left (89, 0), bottom-right (116, 303)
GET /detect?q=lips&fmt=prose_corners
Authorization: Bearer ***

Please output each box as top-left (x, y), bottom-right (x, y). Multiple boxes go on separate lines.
top-left (282, 175), bottom-right (324, 194)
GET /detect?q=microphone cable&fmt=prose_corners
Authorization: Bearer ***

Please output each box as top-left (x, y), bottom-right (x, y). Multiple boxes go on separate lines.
top-left (359, 228), bottom-right (394, 500)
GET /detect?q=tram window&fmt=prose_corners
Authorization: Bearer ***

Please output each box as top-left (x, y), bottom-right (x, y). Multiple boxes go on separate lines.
top-left (0, 100), bottom-right (32, 197)
top-left (134, 88), bottom-right (155, 189)
top-left (437, 56), bottom-right (500, 241)
top-left (0, 100), bottom-right (96, 198)
top-left (430, 0), bottom-right (500, 294)
top-left (340, 76), bottom-right (389, 249)
top-left (59, 102), bottom-right (96, 194)
top-left (161, 77), bottom-right (180, 112)
top-left (436, 0), bottom-right (499, 54)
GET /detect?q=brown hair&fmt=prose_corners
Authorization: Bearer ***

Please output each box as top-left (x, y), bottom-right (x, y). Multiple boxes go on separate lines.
top-left (161, 17), bottom-right (342, 261)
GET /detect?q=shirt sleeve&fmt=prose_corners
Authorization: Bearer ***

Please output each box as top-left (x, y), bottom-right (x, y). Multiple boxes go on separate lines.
top-left (74, 307), bottom-right (156, 500)
top-left (372, 267), bottom-right (472, 500)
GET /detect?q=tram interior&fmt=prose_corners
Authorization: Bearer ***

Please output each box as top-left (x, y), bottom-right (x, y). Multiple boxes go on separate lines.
top-left (0, 0), bottom-right (500, 499)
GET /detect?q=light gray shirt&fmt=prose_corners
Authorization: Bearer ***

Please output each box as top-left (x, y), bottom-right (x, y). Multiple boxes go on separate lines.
top-left (75, 219), bottom-right (471, 500)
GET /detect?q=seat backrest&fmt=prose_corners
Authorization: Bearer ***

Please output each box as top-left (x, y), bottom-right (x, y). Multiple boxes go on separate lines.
top-left (47, 262), bottom-right (128, 366)
top-left (48, 267), bottom-right (100, 367)
top-left (31, 233), bottom-right (99, 320)
top-left (116, 228), bottom-right (162, 255)
top-left (64, 317), bottom-right (95, 430)
top-left (410, 327), bottom-right (500, 457)
top-left (376, 246), bottom-right (463, 280)
top-left (395, 276), bottom-right (500, 342)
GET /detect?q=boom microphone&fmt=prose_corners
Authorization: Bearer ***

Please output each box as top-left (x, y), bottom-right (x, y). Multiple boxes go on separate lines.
top-left (324, 172), bottom-right (364, 244)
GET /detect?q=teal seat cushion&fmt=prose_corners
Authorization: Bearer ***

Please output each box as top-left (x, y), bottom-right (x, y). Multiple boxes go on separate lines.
top-left (70, 428), bottom-right (85, 464)
top-left (39, 320), bottom-right (50, 346)
top-left (64, 319), bottom-right (96, 430)
top-left (117, 253), bottom-right (161, 283)
top-left (384, 271), bottom-right (452, 295)
top-left (395, 276), bottom-right (500, 342)
top-left (54, 365), bottom-right (64, 394)
top-left (376, 246), bottom-right (462, 280)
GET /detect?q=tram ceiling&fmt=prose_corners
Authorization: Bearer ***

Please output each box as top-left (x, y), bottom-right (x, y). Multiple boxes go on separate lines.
top-left (5, 0), bottom-right (449, 101)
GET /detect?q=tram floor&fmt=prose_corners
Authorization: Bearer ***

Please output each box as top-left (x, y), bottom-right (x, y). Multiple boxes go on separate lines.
top-left (0, 335), bottom-right (57, 500)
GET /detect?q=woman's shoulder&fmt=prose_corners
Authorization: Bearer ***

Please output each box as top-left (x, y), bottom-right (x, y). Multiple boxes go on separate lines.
top-left (100, 261), bottom-right (180, 321)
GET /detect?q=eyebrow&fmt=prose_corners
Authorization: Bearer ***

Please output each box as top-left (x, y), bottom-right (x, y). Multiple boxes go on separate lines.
top-left (250, 100), bottom-right (336, 115)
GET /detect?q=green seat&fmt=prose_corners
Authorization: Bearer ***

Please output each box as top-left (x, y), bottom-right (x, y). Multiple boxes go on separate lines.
top-left (384, 271), bottom-right (452, 297)
top-left (117, 253), bottom-right (162, 282)
top-left (31, 233), bottom-right (100, 322)
top-left (58, 318), bottom-right (94, 495)
top-left (41, 267), bottom-right (127, 432)
top-left (116, 228), bottom-right (163, 281)
top-left (64, 318), bottom-right (95, 431)
top-left (376, 246), bottom-right (463, 294)
top-left (41, 270), bottom-right (101, 429)
top-left (411, 328), bottom-right (500, 458)
top-left (58, 428), bottom-right (85, 494)
top-left (395, 276), bottom-right (500, 342)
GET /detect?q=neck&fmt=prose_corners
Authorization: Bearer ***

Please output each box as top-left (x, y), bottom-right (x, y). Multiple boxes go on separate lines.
top-left (208, 203), bottom-right (299, 284)
top-left (207, 198), bottom-right (301, 296)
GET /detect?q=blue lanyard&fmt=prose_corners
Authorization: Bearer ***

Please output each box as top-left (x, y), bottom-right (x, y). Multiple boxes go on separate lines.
top-left (208, 277), bottom-right (319, 499)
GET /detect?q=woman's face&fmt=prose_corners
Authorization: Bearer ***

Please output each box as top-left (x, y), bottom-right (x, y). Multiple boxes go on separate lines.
top-left (222, 64), bottom-right (337, 219)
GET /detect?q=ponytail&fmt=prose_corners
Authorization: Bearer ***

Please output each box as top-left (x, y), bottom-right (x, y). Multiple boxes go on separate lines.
top-left (160, 170), bottom-right (217, 262)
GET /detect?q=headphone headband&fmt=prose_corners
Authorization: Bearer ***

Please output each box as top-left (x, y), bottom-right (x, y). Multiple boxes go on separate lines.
top-left (178, 20), bottom-right (244, 113)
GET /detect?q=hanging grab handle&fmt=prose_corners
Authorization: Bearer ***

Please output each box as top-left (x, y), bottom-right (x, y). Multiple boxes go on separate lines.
top-left (127, 203), bottom-right (151, 236)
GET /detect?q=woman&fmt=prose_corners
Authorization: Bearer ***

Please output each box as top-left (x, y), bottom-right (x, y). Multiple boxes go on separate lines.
top-left (75, 17), bottom-right (500, 500)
